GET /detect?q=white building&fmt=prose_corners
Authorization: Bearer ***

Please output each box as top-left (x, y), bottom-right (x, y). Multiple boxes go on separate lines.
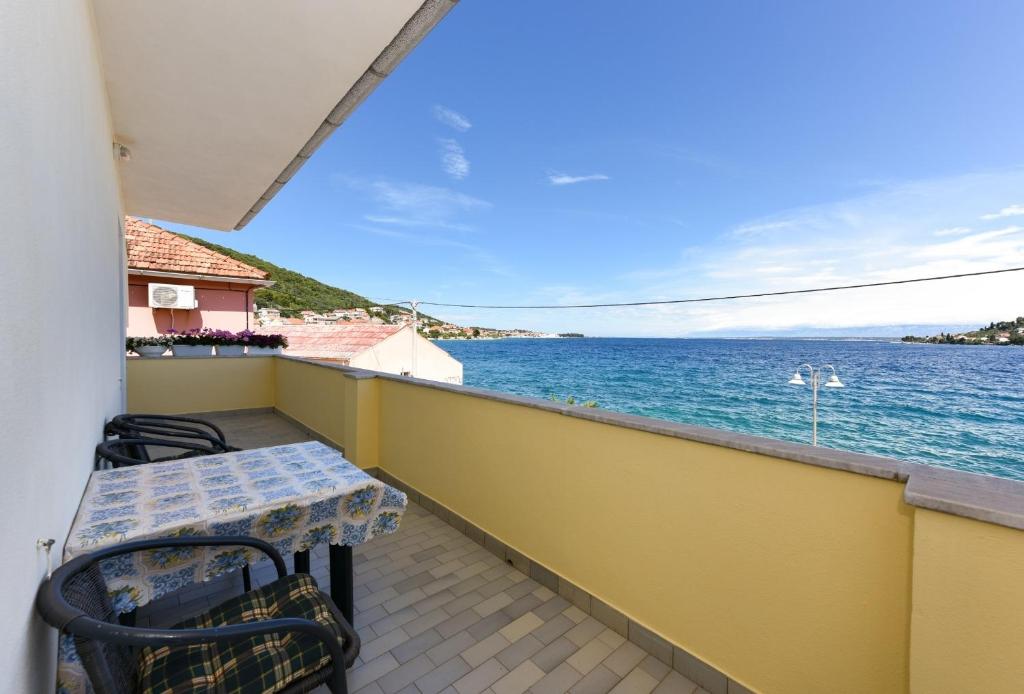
top-left (0, 1), bottom-right (454, 688)
top-left (263, 324), bottom-right (462, 384)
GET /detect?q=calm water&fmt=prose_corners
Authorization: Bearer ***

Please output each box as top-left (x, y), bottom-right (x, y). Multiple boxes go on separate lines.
top-left (438, 338), bottom-right (1024, 480)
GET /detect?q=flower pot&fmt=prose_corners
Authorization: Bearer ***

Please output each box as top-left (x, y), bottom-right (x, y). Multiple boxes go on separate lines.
top-left (171, 344), bottom-right (213, 357)
top-left (247, 346), bottom-right (283, 356)
top-left (133, 345), bottom-right (168, 358)
top-left (215, 345), bottom-right (245, 357)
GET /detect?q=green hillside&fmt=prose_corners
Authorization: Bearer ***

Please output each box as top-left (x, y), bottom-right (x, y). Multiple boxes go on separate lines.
top-left (182, 235), bottom-right (414, 319)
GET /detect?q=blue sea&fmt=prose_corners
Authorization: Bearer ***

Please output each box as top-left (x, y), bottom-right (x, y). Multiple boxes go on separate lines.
top-left (438, 338), bottom-right (1024, 481)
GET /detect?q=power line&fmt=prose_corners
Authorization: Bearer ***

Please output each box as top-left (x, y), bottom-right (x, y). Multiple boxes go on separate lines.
top-left (376, 265), bottom-right (1024, 310)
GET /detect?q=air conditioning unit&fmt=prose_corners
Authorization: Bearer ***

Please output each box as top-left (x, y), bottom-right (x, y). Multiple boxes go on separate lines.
top-left (148, 283), bottom-right (197, 309)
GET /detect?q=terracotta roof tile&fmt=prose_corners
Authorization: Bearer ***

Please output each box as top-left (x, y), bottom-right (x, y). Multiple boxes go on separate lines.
top-left (125, 217), bottom-right (268, 280)
top-left (258, 324), bottom-right (404, 361)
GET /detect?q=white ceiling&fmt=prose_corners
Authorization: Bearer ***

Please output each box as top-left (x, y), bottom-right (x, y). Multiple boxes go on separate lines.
top-left (91, 0), bottom-right (450, 230)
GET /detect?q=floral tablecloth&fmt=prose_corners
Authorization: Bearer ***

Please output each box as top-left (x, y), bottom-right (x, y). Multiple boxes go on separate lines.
top-left (57, 440), bottom-right (406, 694)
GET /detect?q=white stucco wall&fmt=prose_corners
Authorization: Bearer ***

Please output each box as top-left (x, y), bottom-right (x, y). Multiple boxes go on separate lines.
top-left (350, 327), bottom-right (463, 384)
top-left (0, 2), bottom-right (124, 690)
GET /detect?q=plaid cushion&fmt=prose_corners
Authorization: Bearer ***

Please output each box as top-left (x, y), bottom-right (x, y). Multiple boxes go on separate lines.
top-left (136, 574), bottom-right (343, 694)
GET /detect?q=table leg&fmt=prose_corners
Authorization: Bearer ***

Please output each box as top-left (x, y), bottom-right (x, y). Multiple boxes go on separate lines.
top-left (242, 564), bottom-right (252, 592)
top-left (294, 549), bottom-right (310, 575)
top-left (329, 544), bottom-right (354, 625)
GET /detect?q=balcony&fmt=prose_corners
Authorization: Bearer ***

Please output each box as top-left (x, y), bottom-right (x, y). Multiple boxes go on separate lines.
top-left (124, 354), bottom-right (1024, 693)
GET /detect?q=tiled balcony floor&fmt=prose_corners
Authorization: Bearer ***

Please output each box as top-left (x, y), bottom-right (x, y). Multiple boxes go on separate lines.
top-left (136, 410), bottom-right (706, 694)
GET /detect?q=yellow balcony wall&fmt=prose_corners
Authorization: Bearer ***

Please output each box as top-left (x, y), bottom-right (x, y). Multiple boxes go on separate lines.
top-left (125, 356), bottom-right (1024, 694)
top-left (127, 355), bottom-right (274, 413)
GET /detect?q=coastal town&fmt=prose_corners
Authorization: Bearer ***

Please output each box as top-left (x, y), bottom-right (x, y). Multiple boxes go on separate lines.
top-left (255, 305), bottom-right (563, 340)
top-left (901, 316), bottom-right (1024, 345)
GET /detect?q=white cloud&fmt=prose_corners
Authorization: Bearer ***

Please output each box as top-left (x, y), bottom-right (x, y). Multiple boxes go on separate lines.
top-left (465, 168), bottom-right (1024, 336)
top-left (337, 176), bottom-right (490, 230)
top-left (934, 226), bottom-right (972, 237)
top-left (439, 139), bottom-right (470, 179)
top-left (980, 204), bottom-right (1024, 220)
top-left (433, 105), bottom-right (472, 132)
top-left (547, 172), bottom-right (610, 186)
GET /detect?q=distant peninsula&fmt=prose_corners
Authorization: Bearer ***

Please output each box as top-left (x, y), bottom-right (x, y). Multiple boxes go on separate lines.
top-left (902, 316), bottom-right (1024, 345)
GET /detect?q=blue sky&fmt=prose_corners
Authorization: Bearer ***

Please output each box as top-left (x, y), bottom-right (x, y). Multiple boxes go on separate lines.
top-left (162, 1), bottom-right (1024, 336)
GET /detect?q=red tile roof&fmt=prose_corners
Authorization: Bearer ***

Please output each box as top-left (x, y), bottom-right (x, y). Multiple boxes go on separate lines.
top-left (125, 217), bottom-right (268, 280)
top-left (258, 324), bottom-right (405, 361)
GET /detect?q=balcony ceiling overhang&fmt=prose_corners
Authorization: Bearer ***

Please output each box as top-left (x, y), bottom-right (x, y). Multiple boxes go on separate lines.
top-left (91, 0), bottom-right (456, 231)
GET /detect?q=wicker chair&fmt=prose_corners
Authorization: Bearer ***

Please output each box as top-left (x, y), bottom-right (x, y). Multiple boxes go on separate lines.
top-left (104, 414), bottom-right (240, 454)
top-left (95, 438), bottom-right (228, 468)
top-left (37, 536), bottom-right (359, 694)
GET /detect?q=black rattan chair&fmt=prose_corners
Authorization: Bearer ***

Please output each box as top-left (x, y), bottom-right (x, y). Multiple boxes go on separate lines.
top-left (105, 414), bottom-right (240, 452)
top-left (95, 438), bottom-right (226, 468)
top-left (37, 536), bottom-right (359, 694)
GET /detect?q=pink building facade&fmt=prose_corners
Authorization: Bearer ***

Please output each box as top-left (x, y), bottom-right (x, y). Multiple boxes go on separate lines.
top-left (125, 217), bottom-right (273, 337)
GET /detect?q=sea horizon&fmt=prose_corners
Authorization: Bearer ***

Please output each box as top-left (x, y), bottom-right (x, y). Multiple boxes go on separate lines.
top-left (438, 336), bottom-right (1024, 481)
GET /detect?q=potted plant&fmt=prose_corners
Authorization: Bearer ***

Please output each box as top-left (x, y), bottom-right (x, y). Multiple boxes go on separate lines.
top-left (213, 330), bottom-right (246, 357)
top-left (126, 336), bottom-right (170, 358)
top-left (247, 332), bottom-right (288, 356)
top-left (166, 328), bottom-right (216, 357)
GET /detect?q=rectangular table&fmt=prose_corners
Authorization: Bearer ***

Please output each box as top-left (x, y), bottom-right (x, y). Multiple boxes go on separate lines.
top-left (58, 440), bottom-right (406, 693)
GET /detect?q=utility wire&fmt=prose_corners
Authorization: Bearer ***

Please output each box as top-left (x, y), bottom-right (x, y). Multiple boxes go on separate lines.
top-left (375, 265), bottom-right (1024, 310)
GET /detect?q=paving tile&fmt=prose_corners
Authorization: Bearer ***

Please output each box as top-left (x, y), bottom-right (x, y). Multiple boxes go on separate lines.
top-left (403, 607), bottom-right (450, 637)
top-left (479, 576), bottom-right (515, 599)
top-left (428, 631), bottom-right (479, 667)
top-left (491, 660), bottom-right (546, 694)
top-left (384, 587), bottom-right (427, 613)
top-left (437, 608), bottom-right (484, 639)
top-left (567, 637), bottom-right (615, 675)
top-left (533, 596), bottom-right (571, 621)
top-left (529, 661), bottom-right (583, 694)
top-left (532, 614), bottom-right (574, 645)
top-left (348, 653), bottom-right (400, 692)
top-left (467, 610), bottom-right (513, 641)
top-left (638, 655), bottom-right (671, 682)
top-left (463, 631), bottom-right (512, 668)
top-left (444, 591), bottom-right (487, 616)
top-left (531, 586), bottom-right (556, 602)
top-left (353, 682), bottom-right (385, 694)
top-left (496, 633), bottom-right (545, 670)
top-left (563, 605), bottom-right (588, 624)
top-left (417, 656), bottom-right (474, 694)
top-left (607, 664), bottom-right (660, 694)
top-left (390, 628), bottom-right (443, 664)
top-left (604, 641), bottom-right (648, 678)
top-left (569, 664), bottom-right (621, 694)
top-left (474, 592), bottom-right (514, 617)
top-left (506, 578), bottom-right (541, 601)
top-left (377, 654), bottom-right (436, 694)
top-left (652, 671), bottom-right (699, 694)
top-left (392, 570), bottom-right (437, 593)
top-left (566, 617), bottom-right (606, 647)
top-left (501, 594), bottom-right (543, 620)
top-left (498, 612), bottom-right (544, 643)
top-left (531, 636), bottom-right (579, 673)
top-left (368, 605), bottom-right (420, 636)
top-left (359, 627), bottom-right (411, 662)
top-left (454, 658), bottom-right (509, 694)
top-left (415, 589), bottom-right (457, 615)
top-left (598, 628), bottom-right (626, 650)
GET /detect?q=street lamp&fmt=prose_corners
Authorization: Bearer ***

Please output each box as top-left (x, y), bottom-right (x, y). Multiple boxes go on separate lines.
top-left (787, 363), bottom-right (843, 446)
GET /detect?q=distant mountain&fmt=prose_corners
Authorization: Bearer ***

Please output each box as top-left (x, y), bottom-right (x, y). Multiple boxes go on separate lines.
top-left (182, 235), bottom-right (427, 320)
top-left (688, 324), bottom-right (977, 339)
